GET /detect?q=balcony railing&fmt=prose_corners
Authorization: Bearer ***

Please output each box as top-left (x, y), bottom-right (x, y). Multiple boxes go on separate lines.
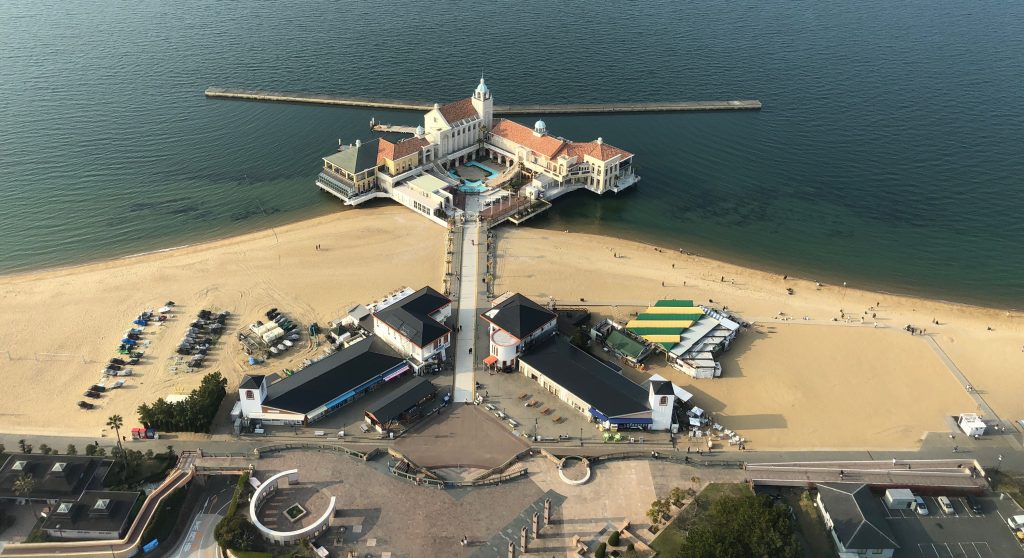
top-left (316, 171), bottom-right (359, 198)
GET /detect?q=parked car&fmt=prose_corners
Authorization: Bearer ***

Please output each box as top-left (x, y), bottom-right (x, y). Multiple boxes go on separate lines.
top-left (914, 496), bottom-right (929, 516)
top-left (78, 401), bottom-right (95, 410)
top-left (937, 496), bottom-right (954, 514)
top-left (964, 495), bottom-right (982, 514)
top-left (83, 390), bottom-right (101, 399)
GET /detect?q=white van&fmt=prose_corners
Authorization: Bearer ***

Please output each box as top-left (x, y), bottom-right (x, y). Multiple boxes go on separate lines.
top-left (937, 496), bottom-right (954, 514)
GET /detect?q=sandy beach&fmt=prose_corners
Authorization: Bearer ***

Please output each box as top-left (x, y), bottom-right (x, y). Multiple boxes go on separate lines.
top-left (494, 227), bottom-right (1024, 450)
top-left (1, 206), bottom-right (1021, 449)
top-left (0, 207), bottom-right (443, 438)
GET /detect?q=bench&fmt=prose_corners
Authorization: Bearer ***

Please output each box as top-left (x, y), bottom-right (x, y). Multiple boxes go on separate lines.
top-left (552, 416), bottom-right (563, 423)
top-left (518, 393), bottom-right (529, 400)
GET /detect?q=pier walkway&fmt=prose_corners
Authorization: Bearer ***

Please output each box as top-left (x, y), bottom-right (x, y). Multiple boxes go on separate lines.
top-left (453, 197), bottom-right (485, 403)
top-left (371, 123), bottom-right (418, 134)
top-left (205, 87), bottom-right (762, 114)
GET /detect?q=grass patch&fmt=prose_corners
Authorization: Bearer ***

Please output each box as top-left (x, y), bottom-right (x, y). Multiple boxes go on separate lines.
top-left (106, 455), bottom-right (177, 489)
top-left (284, 503), bottom-right (307, 521)
top-left (650, 483), bottom-right (750, 555)
top-left (990, 470), bottom-right (1024, 509)
top-left (141, 485), bottom-right (188, 544)
top-left (230, 552), bottom-right (272, 558)
top-left (787, 490), bottom-right (838, 558)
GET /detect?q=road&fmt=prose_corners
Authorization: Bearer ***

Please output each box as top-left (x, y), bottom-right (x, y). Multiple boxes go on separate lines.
top-left (169, 477), bottom-right (232, 558)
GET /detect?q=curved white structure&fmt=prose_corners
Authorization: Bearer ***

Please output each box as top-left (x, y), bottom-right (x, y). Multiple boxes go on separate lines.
top-left (490, 328), bottom-right (519, 364)
top-left (557, 457), bottom-right (591, 486)
top-left (249, 469), bottom-right (336, 545)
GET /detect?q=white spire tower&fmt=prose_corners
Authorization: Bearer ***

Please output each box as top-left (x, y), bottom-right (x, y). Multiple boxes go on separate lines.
top-left (472, 75), bottom-right (493, 130)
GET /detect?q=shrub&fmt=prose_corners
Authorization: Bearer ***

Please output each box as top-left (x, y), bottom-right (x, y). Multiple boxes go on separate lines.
top-left (627, 542), bottom-right (635, 551)
top-left (608, 530), bottom-right (620, 546)
top-left (594, 542), bottom-right (607, 558)
top-left (226, 472), bottom-right (250, 518)
top-left (137, 372), bottom-right (227, 433)
top-left (214, 514), bottom-right (260, 551)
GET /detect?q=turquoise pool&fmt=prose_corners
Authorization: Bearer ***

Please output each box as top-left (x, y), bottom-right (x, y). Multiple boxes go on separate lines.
top-left (450, 161), bottom-right (501, 192)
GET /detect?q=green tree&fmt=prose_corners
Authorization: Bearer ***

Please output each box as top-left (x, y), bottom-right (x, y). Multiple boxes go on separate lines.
top-left (37, 444), bottom-right (52, 455)
top-left (594, 542), bottom-right (607, 558)
top-left (607, 530), bottom-right (620, 546)
top-left (17, 439), bottom-right (30, 454)
top-left (214, 514), bottom-right (261, 551)
top-left (669, 486), bottom-right (687, 507)
top-left (570, 327), bottom-right (589, 348)
top-left (647, 498), bottom-right (671, 524)
top-left (12, 473), bottom-right (37, 520)
top-left (107, 414), bottom-right (127, 480)
top-left (138, 372), bottom-right (227, 432)
top-left (65, 444), bottom-right (77, 456)
top-left (676, 492), bottom-right (799, 558)
top-left (84, 443), bottom-right (97, 456)
top-left (13, 473), bottom-right (34, 497)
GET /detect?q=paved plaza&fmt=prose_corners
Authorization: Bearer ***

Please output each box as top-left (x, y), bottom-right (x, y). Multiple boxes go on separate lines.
top-left (247, 446), bottom-right (739, 558)
top-left (393, 404), bottom-right (529, 470)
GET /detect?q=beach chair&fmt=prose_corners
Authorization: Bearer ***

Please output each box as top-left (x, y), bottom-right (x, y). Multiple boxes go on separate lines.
top-left (518, 393), bottom-right (529, 400)
top-left (552, 416), bottom-right (563, 424)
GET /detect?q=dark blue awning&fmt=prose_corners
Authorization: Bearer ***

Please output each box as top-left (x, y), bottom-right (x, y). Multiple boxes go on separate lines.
top-left (608, 417), bottom-right (653, 425)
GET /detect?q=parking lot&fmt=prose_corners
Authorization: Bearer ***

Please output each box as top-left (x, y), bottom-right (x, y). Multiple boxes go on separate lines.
top-left (879, 493), bottom-right (1024, 557)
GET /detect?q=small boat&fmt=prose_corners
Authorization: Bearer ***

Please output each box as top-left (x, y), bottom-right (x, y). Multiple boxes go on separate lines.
top-left (277, 343), bottom-right (287, 351)
top-left (282, 339), bottom-right (294, 347)
top-left (268, 346), bottom-right (280, 355)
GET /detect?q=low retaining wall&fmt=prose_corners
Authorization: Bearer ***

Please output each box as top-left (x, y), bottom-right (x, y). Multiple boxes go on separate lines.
top-left (249, 469), bottom-right (335, 546)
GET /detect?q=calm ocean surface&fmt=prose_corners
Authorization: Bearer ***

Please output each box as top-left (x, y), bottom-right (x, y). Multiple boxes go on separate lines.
top-left (1, 0), bottom-right (1021, 307)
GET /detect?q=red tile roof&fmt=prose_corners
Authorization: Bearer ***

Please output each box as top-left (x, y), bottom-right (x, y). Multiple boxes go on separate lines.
top-left (377, 137), bottom-right (429, 163)
top-left (438, 97), bottom-right (479, 124)
top-left (377, 139), bottom-right (395, 164)
top-left (490, 119), bottom-right (566, 159)
top-left (559, 140), bottom-right (633, 162)
top-left (394, 136), bottom-right (429, 159)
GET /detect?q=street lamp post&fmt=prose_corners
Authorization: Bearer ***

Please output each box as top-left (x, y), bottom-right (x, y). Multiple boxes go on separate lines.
top-left (996, 454), bottom-right (1003, 472)
top-left (580, 427), bottom-right (584, 448)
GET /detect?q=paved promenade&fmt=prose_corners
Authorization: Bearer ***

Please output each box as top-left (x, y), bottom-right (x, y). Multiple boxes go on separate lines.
top-left (454, 197), bottom-right (485, 403)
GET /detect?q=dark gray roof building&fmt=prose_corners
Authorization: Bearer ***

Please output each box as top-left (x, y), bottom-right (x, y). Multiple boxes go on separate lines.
top-left (519, 336), bottom-right (649, 420)
top-left (42, 490), bottom-right (141, 540)
top-left (323, 139), bottom-right (381, 174)
top-left (263, 337), bottom-right (407, 415)
top-left (364, 377), bottom-right (437, 428)
top-left (817, 483), bottom-right (899, 552)
top-left (0, 454), bottom-right (105, 502)
top-left (373, 286), bottom-right (451, 347)
top-left (481, 293), bottom-right (557, 340)
top-left (239, 375), bottom-right (265, 390)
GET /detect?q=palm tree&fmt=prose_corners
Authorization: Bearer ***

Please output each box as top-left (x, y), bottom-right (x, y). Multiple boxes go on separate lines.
top-left (107, 415), bottom-right (126, 479)
top-left (13, 473), bottom-right (38, 520)
top-left (13, 473), bottom-right (34, 498)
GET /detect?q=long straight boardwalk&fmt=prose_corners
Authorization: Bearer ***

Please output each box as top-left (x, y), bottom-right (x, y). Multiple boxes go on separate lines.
top-left (453, 197), bottom-right (485, 403)
top-left (746, 459), bottom-right (987, 490)
top-left (204, 87), bottom-right (762, 113)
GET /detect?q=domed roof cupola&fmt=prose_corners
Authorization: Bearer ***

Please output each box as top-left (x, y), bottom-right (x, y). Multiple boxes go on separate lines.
top-left (533, 120), bottom-right (547, 136)
top-left (415, 125), bottom-right (425, 137)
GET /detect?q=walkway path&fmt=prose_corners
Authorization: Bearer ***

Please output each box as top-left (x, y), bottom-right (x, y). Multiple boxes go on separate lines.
top-left (453, 196), bottom-right (485, 402)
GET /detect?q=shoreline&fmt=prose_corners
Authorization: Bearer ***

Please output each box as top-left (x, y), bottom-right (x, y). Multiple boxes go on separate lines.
top-left (1, 207), bottom-right (1019, 316)
top-left (1, 205), bottom-right (1021, 447)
